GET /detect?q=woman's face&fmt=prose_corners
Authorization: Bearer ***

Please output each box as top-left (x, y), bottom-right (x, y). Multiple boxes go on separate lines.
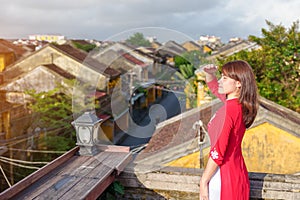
top-left (218, 74), bottom-right (241, 98)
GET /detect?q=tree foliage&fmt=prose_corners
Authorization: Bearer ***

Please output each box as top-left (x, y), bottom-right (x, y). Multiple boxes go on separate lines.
top-left (125, 32), bottom-right (151, 47)
top-left (26, 83), bottom-right (76, 151)
top-left (219, 20), bottom-right (300, 112)
top-left (179, 64), bottom-right (195, 79)
top-left (72, 41), bottom-right (96, 52)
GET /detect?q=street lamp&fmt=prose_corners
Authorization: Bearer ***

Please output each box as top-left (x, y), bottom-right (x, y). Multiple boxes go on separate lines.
top-left (72, 111), bottom-right (102, 156)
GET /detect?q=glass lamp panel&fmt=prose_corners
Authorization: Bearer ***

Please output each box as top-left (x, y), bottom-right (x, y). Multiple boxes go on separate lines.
top-left (78, 126), bottom-right (91, 144)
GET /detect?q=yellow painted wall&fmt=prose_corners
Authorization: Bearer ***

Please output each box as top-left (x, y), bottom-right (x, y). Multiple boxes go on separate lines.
top-left (203, 46), bottom-right (212, 53)
top-left (0, 56), bottom-right (5, 71)
top-left (182, 43), bottom-right (200, 52)
top-left (242, 123), bottom-right (300, 174)
top-left (167, 148), bottom-right (210, 168)
top-left (0, 52), bottom-right (15, 72)
top-left (167, 123), bottom-right (300, 174)
top-left (100, 121), bottom-right (114, 142)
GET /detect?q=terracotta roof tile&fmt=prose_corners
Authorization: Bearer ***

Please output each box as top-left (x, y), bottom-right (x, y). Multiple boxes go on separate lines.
top-left (0, 39), bottom-right (27, 58)
top-left (135, 102), bottom-right (217, 162)
top-left (52, 44), bottom-right (120, 78)
top-left (43, 64), bottom-right (76, 79)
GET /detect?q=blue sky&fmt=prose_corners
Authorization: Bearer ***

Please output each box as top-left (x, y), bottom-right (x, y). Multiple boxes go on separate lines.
top-left (0, 0), bottom-right (299, 42)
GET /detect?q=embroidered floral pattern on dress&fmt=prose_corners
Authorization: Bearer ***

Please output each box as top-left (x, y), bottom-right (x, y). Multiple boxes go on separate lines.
top-left (211, 148), bottom-right (219, 160)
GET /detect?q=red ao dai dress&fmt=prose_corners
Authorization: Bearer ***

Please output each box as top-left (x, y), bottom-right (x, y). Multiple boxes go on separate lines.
top-left (207, 78), bottom-right (250, 200)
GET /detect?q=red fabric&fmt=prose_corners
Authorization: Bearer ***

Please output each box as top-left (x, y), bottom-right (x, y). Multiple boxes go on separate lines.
top-left (207, 78), bottom-right (250, 200)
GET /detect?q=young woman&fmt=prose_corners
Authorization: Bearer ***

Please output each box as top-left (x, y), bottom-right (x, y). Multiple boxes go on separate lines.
top-left (199, 60), bottom-right (259, 200)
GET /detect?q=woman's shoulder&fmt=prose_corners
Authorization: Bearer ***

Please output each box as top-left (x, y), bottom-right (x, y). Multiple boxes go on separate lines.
top-left (226, 99), bottom-right (242, 116)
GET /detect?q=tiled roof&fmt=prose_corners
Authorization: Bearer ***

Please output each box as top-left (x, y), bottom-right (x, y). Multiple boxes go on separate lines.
top-left (70, 39), bottom-right (93, 46)
top-left (51, 44), bottom-right (120, 78)
top-left (121, 51), bottom-right (146, 66)
top-left (43, 64), bottom-right (75, 79)
top-left (137, 101), bottom-right (217, 160)
top-left (138, 97), bottom-right (300, 160)
top-left (0, 39), bottom-right (27, 58)
top-left (259, 97), bottom-right (300, 125)
top-left (0, 43), bottom-right (13, 53)
top-left (182, 40), bottom-right (202, 48)
top-left (156, 40), bottom-right (187, 57)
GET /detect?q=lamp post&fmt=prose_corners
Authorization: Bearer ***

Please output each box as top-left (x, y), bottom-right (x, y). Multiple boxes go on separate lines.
top-left (72, 111), bottom-right (102, 156)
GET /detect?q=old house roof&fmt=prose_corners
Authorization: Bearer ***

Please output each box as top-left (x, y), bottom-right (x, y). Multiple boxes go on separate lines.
top-left (69, 39), bottom-right (93, 46)
top-left (0, 43), bottom-right (13, 54)
top-left (43, 64), bottom-right (76, 79)
top-left (0, 39), bottom-right (28, 58)
top-left (0, 64), bottom-right (76, 95)
top-left (156, 40), bottom-right (187, 57)
top-left (118, 50), bottom-right (146, 67)
top-left (135, 97), bottom-right (300, 168)
top-left (151, 41), bottom-right (162, 49)
top-left (1, 43), bottom-right (120, 82)
top-left (181, 41), bottom-right (202, 51)
top-left (208, 40), bottom-right (259, 60)
top-left (51, 44), bottom-right (120, 78)
top-left (91, 42), bottom-right (155, 73)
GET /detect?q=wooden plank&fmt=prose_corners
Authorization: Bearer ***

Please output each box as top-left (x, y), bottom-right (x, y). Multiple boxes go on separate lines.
top-left (60, 165), bottom-right (115, 199)
top-left (85, 171), bottom-right (116, 200)
top-left (115, 153), bottom-right (132, 175)
top-left (59, 152), bottom-right (131, 200)
top-left (97, 145), bottom-right (130, 152)
top-left (0, 146), bottom-right (79, 200)
top-left (13, 155), bottom-right (90, 200)
top-left (34, 151), bottom-right (114, 199)
top-left (1, 146), bottom-right (132, 200)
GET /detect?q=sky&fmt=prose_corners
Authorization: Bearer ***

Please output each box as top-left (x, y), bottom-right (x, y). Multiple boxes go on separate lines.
top-left (0, 0), bottom-right (299, 43)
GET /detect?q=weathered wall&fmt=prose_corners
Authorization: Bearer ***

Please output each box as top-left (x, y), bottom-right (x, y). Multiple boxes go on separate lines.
top-left (243, 123), bottom-right (300, 174)
top-left (116, 166), bottom-right (300, 200)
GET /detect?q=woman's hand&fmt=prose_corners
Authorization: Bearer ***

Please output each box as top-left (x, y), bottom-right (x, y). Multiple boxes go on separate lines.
top-left (203, 64), bottom-right (218, 75)
top-left (199, 179), bottom-right (209, 200)
top-left (202, 64), bottom-right (218, 83)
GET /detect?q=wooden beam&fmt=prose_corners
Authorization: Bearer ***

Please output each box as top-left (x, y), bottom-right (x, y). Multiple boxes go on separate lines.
top-left (0, 146), bottom-right (79, 199)
top-left (84, 171), bottom-right (116, 200)
top-left (97, 145), bottom-right (130, 153)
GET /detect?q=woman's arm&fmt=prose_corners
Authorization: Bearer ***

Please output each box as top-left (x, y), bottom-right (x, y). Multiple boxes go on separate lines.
top-left (203, 65), bottom-right (226, 102)
top-left (199, 157), bottom-right (218, 200)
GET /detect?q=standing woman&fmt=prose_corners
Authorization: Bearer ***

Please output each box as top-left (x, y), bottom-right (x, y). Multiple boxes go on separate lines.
top-left (199, 60), bottom-right (259, 200)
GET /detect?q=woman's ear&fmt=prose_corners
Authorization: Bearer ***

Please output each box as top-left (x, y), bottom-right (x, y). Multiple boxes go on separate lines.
top-left (236, 81), bottom-right (241, 88)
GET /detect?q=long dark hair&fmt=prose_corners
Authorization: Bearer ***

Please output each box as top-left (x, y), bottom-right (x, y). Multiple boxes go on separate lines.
top-left (222, 60), bottom-right (259, 128)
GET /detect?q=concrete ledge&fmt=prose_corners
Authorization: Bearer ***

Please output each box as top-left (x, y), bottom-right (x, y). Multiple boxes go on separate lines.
top-left (116, 166), bottom-right (300, 200)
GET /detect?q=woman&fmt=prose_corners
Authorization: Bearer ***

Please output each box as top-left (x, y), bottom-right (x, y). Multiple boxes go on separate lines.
top-left (199, 60), bottom-right (259, 200)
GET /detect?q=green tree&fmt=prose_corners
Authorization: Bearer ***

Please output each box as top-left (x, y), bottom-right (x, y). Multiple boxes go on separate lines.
top-left (26, 83), bottom-right (76, 152)
top-left (174, 51), bottom-right (211, 109)
top-left (72, 41), bottom-right (96, 52)
top-left (125, 32), bottom-right (151, 47)
top-left (178, 64), bottom-right (195, 79)
top-left (219, 20), bottom-right (300, 112)
top-left (174, 55), bottom-right (191, 66)
top-left (181, 50), bottom-right (210, 67)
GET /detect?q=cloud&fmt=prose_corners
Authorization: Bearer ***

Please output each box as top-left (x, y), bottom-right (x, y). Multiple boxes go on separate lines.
top-left (0, 0), bottom-right (299, 42)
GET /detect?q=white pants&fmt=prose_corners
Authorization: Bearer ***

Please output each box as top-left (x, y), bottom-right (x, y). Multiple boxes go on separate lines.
top-left (209, 167), bottom-right (221, 200)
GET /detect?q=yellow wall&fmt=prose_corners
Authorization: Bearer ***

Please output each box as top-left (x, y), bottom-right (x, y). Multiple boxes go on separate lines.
top-left (203, 46), bottom-right (212, 53)
top-left (167, 148), bottom-right (210, 168)
top-left (100, 121), bottom-right (114, 142)
top-left (242, 123), bottom-right (300, 174)
top-left (167, 123), bottom-right (300, 174)
top-left (182, 43), bottom-right (200, 52)
top-left (0, 56), bottom-right (5, 71)
top-left (0, 52), bottom-right (15, 72)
